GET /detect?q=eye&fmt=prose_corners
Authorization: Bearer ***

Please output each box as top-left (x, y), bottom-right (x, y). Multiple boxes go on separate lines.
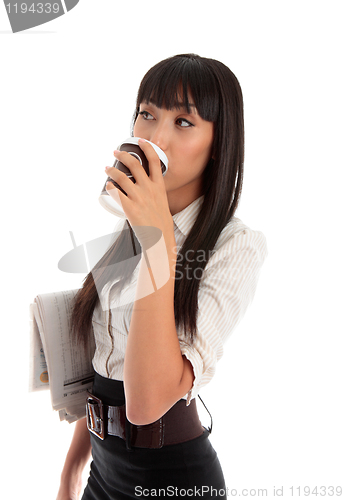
top-left (176, 118), bottom-right (194, 128)
top-left (138, 110), bottom-right (154, 120)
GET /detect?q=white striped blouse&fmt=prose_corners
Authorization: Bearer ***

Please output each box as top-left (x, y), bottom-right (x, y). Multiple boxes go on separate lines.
top-left (91, 195), bottom-right (268, 405)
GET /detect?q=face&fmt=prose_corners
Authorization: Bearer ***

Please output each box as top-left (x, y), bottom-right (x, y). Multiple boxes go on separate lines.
top-left (133, 99), bottom-right (214, 215)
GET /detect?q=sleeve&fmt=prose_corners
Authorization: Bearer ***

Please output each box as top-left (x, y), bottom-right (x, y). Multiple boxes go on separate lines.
top-left (178, 226), bottom-right (268, 405)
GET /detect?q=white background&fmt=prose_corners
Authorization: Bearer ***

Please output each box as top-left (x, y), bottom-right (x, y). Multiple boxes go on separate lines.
top-left (1, 1), bottom-right (343, 498)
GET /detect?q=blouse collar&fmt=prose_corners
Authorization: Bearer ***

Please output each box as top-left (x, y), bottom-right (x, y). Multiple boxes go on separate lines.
top-left (172, 195), bottom-right (204, 237)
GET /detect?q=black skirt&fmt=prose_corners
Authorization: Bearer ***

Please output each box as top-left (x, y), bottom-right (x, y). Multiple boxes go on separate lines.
top-left (82, 373), bottom-right (227, 500)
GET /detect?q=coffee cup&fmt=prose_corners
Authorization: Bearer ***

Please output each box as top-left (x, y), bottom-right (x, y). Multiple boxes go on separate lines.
top-left (99, 137), bottom-right (168, 218)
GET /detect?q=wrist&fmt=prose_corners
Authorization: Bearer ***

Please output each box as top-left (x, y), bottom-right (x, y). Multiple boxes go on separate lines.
top-left (58, 474), bottom-right (83, 500)
top-left (133, 225), bottom-right (175, 251)
top-left (60, 466), bottom-right (82, 486)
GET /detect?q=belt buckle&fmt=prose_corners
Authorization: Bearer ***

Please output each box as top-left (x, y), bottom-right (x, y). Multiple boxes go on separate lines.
top-left (86, 392), bottom-right (105, 440)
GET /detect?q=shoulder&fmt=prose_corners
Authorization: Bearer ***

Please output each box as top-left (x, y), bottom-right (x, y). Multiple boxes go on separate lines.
top-left (209, 217), bottom-right (268, 266)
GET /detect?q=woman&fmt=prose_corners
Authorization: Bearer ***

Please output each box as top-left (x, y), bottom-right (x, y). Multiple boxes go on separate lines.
top-left (57, 53), bottom-right (267, 500)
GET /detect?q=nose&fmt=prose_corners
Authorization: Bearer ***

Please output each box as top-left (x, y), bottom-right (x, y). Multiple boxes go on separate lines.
top-left (148, 122), bottom-right (168, 152)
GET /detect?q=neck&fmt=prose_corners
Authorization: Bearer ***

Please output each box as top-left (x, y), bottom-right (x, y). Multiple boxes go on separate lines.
top-left (167, 186), bottom-right (203, 216)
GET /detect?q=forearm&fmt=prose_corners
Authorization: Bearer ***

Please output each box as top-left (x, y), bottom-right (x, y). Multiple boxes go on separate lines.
top-left (60, 417), bottom-right (92, 486)
top-left (123, 231), bottom-right (194, 425)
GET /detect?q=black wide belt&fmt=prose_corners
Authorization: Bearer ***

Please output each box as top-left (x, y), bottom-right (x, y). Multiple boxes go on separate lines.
top-left (86, 392), bottom-right (205, 449)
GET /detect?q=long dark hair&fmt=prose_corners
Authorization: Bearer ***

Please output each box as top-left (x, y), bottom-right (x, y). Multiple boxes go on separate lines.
top-left (72, 53), bottom-right (244, 346)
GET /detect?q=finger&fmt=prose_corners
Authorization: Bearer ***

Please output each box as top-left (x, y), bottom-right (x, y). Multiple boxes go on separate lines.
top-left (137, 139), bottom-right (164, 183)
top-left (105, 166), bottom-right (138, 199)
top-left (105, 180), bottom-right (126, 210)
top-left (113, 149), bottom-right (148, 184)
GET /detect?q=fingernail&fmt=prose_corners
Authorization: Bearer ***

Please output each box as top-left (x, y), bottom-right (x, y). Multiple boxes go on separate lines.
top-left (138, 138), bottom-right (146, 143)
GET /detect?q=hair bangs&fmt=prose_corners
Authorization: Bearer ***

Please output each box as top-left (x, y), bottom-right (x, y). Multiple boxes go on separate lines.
top-left (136, 55), bottom-right (220, 122)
